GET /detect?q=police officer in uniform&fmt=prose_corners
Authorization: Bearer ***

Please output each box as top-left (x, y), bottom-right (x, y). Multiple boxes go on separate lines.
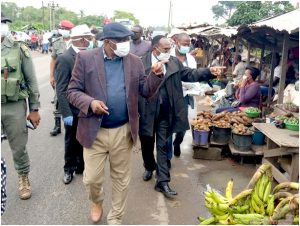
top-left (1, 12), bottom-right (41, 200)
top-left (49, 26), bottom-right (72, 136)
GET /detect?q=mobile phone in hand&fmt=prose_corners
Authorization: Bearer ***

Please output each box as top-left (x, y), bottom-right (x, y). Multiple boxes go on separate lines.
top-left (26, 120), bottom-right (35, 130)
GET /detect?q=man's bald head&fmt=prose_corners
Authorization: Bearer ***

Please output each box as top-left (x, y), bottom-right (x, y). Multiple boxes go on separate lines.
top-left (176, 33), bottom-right (190, 42)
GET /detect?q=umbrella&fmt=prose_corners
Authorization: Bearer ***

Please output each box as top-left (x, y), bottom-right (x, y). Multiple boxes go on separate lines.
top-left (59, 20), bottom-right (74, 30)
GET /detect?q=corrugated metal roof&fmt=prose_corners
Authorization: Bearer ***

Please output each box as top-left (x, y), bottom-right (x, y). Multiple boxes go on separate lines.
top-left (251, 8), bottom-right (299, 34)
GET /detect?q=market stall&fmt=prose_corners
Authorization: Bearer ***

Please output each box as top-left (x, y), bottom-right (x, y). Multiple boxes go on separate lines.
top-left (235, 8), bottom-right (299, 106)
top-left (253, 122), bottom-right (298, 183)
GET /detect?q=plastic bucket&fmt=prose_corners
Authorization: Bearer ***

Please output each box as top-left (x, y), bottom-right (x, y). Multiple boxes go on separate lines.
top-left (193, 130), bottom-right (209, 146)
top-left (231, 132), bottom-right (252, 151)
top-left (252, 130), bottom-right (265, 145)
top-left (212, 127), bottom-right (231, 143)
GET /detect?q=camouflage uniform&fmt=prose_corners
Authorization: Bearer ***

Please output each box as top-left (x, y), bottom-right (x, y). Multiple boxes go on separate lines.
top-left (1, 36), bottom-right (40, 199)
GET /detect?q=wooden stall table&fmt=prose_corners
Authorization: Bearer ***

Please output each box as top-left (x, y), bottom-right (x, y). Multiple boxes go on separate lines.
top-left (253, 123), bottom-right (299, 183)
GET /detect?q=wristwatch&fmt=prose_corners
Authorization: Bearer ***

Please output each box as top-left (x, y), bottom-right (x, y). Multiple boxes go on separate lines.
top-left (32, 109), bottom-right (39, 112)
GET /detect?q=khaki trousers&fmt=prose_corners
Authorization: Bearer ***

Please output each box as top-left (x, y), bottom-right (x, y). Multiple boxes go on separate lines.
top-left (83, 123), bottom-right (133, 225)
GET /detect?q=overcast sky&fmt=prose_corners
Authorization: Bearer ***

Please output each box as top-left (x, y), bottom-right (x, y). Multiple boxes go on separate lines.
top-left (5, 0), bottom-right (222, 26)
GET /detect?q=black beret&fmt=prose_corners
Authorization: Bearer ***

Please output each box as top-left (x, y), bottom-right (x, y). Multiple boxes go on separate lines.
top-left (101, 22), bottom-right (133, 40)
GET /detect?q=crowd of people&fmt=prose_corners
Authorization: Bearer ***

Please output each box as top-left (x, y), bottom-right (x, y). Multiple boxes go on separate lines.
top-left (1, 10), bottom-right (299, 225)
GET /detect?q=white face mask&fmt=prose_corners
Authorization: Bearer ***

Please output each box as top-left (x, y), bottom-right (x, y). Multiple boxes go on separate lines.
top-left (111, 41), bottom-right (130, 57)
top-left (156, 47), bottom-right (170, 61)
top-left (97, 40), bottom-right (103, 47)
top-left (1, 23), bottom-right (10, 37)
top-left (58, 29), bottom-right (70, 38)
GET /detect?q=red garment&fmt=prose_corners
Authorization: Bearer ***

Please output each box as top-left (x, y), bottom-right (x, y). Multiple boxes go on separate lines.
top-left (31, 34), bottom-right (37, 43)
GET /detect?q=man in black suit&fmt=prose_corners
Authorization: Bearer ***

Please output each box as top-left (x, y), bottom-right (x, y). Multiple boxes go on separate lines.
top-left (139, 35), bottom-right (223, 198)
top-left (55, 24), bottom-right (94, 184)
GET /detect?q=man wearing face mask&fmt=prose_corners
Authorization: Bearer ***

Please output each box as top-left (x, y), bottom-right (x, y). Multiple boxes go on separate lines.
top-left (166, 33), bottom-right (197, 163)
top-left (1, 12), bottom-right (41, 200)
top-left (49, 22), bottom-right (74, 137)
top-left (55, 24), bottom-right (93, 184)
top-left (130, 25), bottom-right (151, 57)
top-left (67, 22), bottom-right (165, 224)
top-left (139, 35), bottom-right (223, 198)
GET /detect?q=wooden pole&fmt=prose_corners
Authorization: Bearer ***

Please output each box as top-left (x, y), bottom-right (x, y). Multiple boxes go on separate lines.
top-left (258, 46), bottom-right (265, 81)
top-left (232, 37), bottom-right (240, 74)
top-left (277, 32), bottom-right (289, 104)
top-left (247, 42), bottom-right (251, 66)
top-left (220, 37), bottom-right (224, 65)
top-left (267, 47), bottom-right (276, 107)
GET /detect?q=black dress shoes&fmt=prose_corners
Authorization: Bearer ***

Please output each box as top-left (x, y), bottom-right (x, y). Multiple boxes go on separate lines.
top-left (63, 172), bottom-right (73, 184)
top-left (155, 183), bottom-right (177, 198)
top-left (174, 146), bottom-right (181, 157)
top-left (143, 170), bottom-right (153, 181)
top-left (75, 167), bottom-right (84, 174)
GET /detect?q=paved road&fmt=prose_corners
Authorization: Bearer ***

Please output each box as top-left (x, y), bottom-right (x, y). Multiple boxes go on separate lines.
top-left (1, 51), bottom-right (257, 225)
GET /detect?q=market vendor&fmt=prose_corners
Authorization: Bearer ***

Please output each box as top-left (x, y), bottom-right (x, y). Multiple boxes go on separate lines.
top-left (216, 66), bottom-right (261, 113)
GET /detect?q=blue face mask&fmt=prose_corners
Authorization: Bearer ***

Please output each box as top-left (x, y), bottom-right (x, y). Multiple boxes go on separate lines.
top-left (178, 45), bottom-right (190, 55)
top-left (87, 41), bottom-right (94, 49)
top-left (97, 40), bottom-right (103, 47)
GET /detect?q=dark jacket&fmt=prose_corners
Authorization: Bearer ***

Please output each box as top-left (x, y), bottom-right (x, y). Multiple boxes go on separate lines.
top-left (139, 53), bottom-right (213, 137)
top-left (56, 47), bottom-right (79, 117)
top-left (67, 47), bottom-right (163, 148)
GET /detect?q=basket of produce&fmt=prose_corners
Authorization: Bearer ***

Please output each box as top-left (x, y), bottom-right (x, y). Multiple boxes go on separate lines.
top-left (230, 111), bottom-right (253, 126)
top-left (231, 124), bottom-right (254, 151)
top-left (244, 107), bottom-right (261, 118)
top-left (198, 163), bottom-right (299, 225)
top-left (191, 111), bottom-right (213, 145)
top-left (211, 111), bottom-right (232, 143)
top-left (193, 129), bottom-right (210, 146)
top-left (284, 117), bottom-right (299, 131)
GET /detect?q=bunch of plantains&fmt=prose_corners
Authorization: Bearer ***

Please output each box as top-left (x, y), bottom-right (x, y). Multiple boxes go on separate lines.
top-left (198, 163), bottom-right (299, 225)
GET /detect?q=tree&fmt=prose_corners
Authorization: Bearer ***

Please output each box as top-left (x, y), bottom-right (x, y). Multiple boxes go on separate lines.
top-left (1, 2), bottom-right (19, 22)
top-left (211, 1), bottom-right (241, 21)
top-left (79, 15), bottom-right (105, 27)
top-left (56, 8), bottom-right (79, 26)
top-left (227, 1), bottom-right (295, 26)
top-left (1, 1), bottom-right (108, 31)
top-left (112, 10), bottom-right (139, 25)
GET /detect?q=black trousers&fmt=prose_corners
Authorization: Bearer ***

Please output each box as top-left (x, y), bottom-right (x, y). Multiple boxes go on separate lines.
top-left (173, 131), bottom-right (186, 148)
top-left (140, 107), bottom-right (170, 185)
top-left (64, 117), bottom-right (84, 173)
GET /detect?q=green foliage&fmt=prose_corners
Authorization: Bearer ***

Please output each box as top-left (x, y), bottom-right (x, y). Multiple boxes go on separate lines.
top-left (211, 1), bottom-right (241, 20)
top-left (1, 1), bottom-right (105, 31)
top-left (80, 15), bottom-right (104, 27)
top-left (112, 10), bottom-right (139, 25)
top-left (227, 1), bottom-right (295, 26)
top-left (211, 1), bottom-right (296, 26)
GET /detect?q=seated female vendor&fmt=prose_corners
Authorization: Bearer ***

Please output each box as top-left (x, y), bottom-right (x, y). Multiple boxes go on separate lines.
top-left (216, 66), bottom-right (261, 113)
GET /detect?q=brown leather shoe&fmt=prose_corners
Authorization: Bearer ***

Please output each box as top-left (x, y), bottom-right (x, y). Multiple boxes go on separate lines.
top-left (90, 202), bottom-right (103, 223)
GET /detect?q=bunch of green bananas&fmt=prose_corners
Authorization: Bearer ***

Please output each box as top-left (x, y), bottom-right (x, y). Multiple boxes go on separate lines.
top-left (200, 180), bottom-right (254, 225)
top-left (198, 163), bottom-right (299, 225)
top-left (250, 173), bottom-right (274, 216)
top-left (203, 189), bottom-right (233, 225)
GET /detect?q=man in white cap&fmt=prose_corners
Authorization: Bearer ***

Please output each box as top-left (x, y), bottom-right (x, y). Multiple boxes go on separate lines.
top-left (67, 22), bottom-right (166, 224)
top-left (55, 24), bottom-right (93, 184)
